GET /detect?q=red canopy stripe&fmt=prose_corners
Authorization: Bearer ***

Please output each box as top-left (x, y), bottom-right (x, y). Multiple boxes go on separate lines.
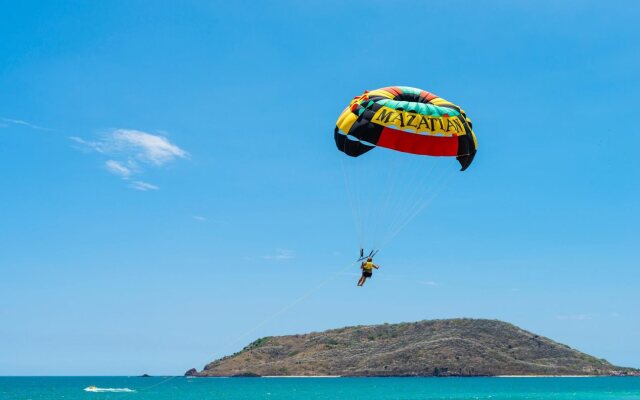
top-left (376, 127), bottom-right (459, 156)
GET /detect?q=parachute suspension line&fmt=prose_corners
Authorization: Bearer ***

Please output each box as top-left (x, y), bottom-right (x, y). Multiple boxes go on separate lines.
top-left (368, 152), bottom-right (409, 253)
top-left (217, 260), bottom-right (360, 359)
top-left (385, 156), bottom-right (431, 242)
top-left (380, 164), bottom-right (449, 249)
top-left (382, 156), bottom-right (444, 241)
top-left (382, 184), bottom-right (447, 249)
top-left (378, 165), bottom-right (454, 251)
top-left (354, 153), bottom-right (368, 250)
top-left (371, 153), bottom-right (441, 251)
top-left (342, 145), bottom-right (452, 257)
top-left (338, 130), bottom-right (369, 251)
top-left (340, 155), bottom-right (364, 249)
top-left (379, 155), bottom-right (426, 239)
top-left (367, 146), bottom-right (409, 253)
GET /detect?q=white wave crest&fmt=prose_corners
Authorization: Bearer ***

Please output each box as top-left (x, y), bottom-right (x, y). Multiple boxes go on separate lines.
top-left (84, 386), bottom-right (136, 393)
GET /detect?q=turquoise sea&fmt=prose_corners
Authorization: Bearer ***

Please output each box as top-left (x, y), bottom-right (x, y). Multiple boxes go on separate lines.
top-left (2, 377), bottom-right (640, 400)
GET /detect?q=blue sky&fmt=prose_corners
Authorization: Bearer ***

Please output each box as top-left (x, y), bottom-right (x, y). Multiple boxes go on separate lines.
top-left (1, 1), bottom-right (639, 375)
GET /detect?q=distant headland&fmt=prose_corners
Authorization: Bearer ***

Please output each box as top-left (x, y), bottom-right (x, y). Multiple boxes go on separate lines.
top-left (186, 319), bottom-right (639, 377)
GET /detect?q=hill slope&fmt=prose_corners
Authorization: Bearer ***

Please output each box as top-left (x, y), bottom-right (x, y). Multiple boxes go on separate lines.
top-left (186, 319), bottom-right (638, 377)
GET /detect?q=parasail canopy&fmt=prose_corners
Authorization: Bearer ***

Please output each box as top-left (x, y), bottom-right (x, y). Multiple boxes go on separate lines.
top-left (335, 86), bottom-right (477, 170)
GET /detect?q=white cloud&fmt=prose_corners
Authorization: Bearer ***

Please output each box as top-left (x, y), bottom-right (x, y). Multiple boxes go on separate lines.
top-left (130, 181), bottom-right (159, 191)
top-left (110, 129), bottom-right (188, 165)
top-left (192, 215), bottom-right (207, 221)
top-left (69, 136), bottom-right (104, 152)
top-left (71, 128), bottom-right (188, 191)
top-left (0, 116), bottom-right (50, 131)
top-left (105, 160), bottom-right (131, 177)
top-left (71, 129), bottom-right (188, 165)
top-left (417, 280), bottom-right (437, 286)
top-left (263, 249), bottom-right (295, 261)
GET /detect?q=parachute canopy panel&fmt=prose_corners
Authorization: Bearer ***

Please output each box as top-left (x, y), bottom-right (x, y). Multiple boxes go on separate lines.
top-left (335, 86), bottom-right (477, 170)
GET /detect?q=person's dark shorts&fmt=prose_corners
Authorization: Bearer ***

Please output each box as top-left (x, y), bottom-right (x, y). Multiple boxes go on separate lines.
top-left (363, 271), bottom-right (372, 278)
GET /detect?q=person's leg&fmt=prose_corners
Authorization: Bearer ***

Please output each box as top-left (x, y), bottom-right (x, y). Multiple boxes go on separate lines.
top-left (358, 275), bottom-right (365, 286)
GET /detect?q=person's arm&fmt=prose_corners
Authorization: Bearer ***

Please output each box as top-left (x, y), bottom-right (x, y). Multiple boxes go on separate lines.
top-left (374, 264), bottom-right (380, 269)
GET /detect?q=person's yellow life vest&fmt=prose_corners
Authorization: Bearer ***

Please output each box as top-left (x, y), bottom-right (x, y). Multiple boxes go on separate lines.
top-left (363, 261), bottom-right (374, 271)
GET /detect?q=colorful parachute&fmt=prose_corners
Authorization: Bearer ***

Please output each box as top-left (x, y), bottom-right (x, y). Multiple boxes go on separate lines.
top-left (335, 86), bottom-right (477, 170)
top-left (335, 86), bottom-right (478, 255)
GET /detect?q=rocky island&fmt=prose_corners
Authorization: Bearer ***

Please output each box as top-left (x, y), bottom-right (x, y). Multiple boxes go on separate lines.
top-left (186, 319), bottom-right (638, 377)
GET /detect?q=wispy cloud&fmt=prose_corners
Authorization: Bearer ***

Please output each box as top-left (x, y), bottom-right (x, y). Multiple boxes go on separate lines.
top-left (105, 160), bottom-right (132, 177)
top-left (111, 129), bottom-right (188, 165)
top-left (71, 129), bottom-right (188, 165)
top-left (0, 116), bottom-right (51, 131)
top-left (192, 215), bottom-right (207, 221)
top-left (417, 280), bottom-right (437, 286)
top-left (263, 249), bottom-right (295, 261)
top-left (555, 314), bottom-right (592, 321)
top-left (130, 181), bottom-right (159, 191)
top-left (71, 129), bottom-right (188, 191)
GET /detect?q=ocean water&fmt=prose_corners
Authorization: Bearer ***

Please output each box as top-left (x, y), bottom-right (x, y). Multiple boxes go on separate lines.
top-left (2, 376), bottom-right (639, 400)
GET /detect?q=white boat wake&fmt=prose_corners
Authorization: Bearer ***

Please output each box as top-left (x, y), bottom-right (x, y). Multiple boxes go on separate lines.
top-left (84, 386), bottom-right (135, 393)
